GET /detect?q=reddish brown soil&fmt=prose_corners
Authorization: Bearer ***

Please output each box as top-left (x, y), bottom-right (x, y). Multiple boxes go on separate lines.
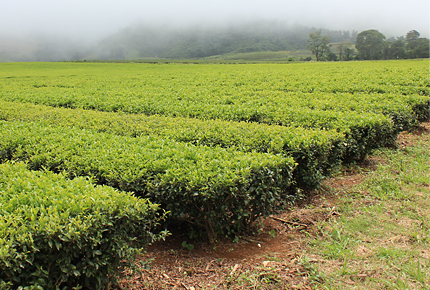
top-left (118, 122), bottom-right (429, 290)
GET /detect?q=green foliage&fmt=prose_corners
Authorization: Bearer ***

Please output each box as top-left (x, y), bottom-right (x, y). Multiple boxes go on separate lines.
top-left (356, 29), bottom-right (388, 60)
top-left (0, 59), bottom-right (428, 288)
top-left (406, 30), bottom-right (430, 59)
top-left (355, 29), bottom-right (430, 60)
top-left (335, 42), bottom-right (355, 61)
top-left (1, 61), bottom-right (427, 164)
top-left (307, 30), bottom-right (331, 61)
top-left (387, 38), bottom-right (407, 59)
top-left (0, 59), bottom-right (428, 289)
top-left (0, 121), bottom-right (296, 242)
top-left (0, 162), bottom-right (164, 289)
top-left (181, 241), bottom-right (195, 251)
top-left (0, 100), bottom-right (345, 191)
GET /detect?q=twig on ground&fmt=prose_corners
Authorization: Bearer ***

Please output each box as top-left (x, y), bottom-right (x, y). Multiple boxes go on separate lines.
top-left (270, 216), bottom-right (308, 227)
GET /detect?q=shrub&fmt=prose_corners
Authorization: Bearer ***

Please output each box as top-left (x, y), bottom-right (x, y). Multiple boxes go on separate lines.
top-left (0, 121), bottom-right (296, 242)
top-left (0, 162), bottom-right (165, 289)
top-left (0, 100), bottom-right (344, 191)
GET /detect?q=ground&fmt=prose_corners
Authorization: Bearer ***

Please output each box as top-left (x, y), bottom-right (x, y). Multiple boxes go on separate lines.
top-left (118, 122), bottom-right (430, 290)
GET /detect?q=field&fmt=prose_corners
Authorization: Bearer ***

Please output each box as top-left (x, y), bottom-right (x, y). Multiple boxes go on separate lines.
top-left (0, 59), bottom-right (429, 289)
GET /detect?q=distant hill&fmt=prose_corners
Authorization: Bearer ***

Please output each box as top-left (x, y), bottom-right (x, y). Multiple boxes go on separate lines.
top-left (94, 22), bottom-right (357, 60)
top-left (0, 21), bottom-right (358, 62)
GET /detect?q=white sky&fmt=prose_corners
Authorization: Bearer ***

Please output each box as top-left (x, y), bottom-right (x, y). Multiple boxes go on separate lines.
top-left (1, 0), bottom-right (429, 42)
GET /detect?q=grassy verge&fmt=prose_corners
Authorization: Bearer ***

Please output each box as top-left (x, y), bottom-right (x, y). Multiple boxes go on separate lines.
top-left (301, 123), bottom-right (430, 289)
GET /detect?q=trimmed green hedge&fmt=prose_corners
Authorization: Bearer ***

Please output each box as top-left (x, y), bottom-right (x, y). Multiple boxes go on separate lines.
top-left (0, 162), bottom-right (165, 289)
top-left (0, 99), bottom-right (398, 164)
top-left (0, 100), bottom-right (344, 190)
top-left (263, 108), bottom-right (396, 162)
top-left (0, 121), bottom-right (296, 242)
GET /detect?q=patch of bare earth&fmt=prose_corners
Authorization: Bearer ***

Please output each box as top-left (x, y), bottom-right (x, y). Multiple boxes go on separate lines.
top-left (118, 122), bottom-right (430, 290)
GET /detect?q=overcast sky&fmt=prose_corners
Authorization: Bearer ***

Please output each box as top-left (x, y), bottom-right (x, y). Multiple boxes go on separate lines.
top-left (1, 0), bottom-right (429, 42)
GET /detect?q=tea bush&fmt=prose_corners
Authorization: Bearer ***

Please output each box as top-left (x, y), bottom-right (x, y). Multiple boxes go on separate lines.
top-left (0, 162), bottom-right (165, 289)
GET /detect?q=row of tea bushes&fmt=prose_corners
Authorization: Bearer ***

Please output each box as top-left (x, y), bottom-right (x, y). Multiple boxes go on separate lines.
top-left (3, 62), bottom-right (427, 165)
top-left (0, 120), bottom-right (297, 242)
top-left (1, 62), bottom-right (427, 132)
top-left (0, 99), bottom-right (403, 163)
top-left (1, 61), bottom-right (428, 119)
top-left (0, 98), bottom-right (395, 163)
top-left (0, 100), bottom-right (344, 190)
top-left (0, 162), bottom-right (165, 289)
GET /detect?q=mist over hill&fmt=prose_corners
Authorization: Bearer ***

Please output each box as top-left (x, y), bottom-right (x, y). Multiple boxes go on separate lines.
top-left (93, 22), bottom-right (358, 60)
top-left (0, 35), bottom-right (92, 62)
top-left (1, 21), bottom-right (358, 62)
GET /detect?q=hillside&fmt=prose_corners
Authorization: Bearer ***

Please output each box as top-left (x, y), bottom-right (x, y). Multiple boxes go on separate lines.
top-left (94, 22), bottom-right (357, 60)
top-left (0, 22), bottom-right (357, 61)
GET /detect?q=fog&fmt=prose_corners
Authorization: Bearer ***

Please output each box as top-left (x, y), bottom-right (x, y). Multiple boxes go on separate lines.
top-left (1, 0), bottom-right (429, 60)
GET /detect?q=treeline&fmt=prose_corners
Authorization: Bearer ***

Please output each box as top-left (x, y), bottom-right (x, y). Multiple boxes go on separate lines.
top-left (361, 29), bottom-right (429, 60)
top-left (308, 29), bottom-right (429, 61)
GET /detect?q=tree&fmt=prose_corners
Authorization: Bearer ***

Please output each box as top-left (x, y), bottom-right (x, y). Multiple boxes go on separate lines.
top-left (344, 47), bottom-right (355, 60)
top-left (406, 30), bottom-right (420, 43)
top-left (405, 30), bottom-right (430, 58)
top-left (307, 30), bottom-right (331, 61)
top-left (326, 50), bottom-right (338, 61)
top-left (355, 29), bottom-right (388, 60)
top-left (408, 38), bottom-right (430, 58)
top-left (387, 37), bottom-right (407, 59)
top-left (336, 42), bottom-right (354, 61)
